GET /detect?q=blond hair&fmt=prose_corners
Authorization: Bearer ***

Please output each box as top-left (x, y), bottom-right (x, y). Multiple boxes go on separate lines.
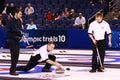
top-left (95, 12), bottom-right (103, 18)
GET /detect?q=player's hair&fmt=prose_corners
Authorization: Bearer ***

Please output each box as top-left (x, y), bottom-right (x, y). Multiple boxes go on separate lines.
top-left (95, 12), bottom-right (103, 17)
top-left (14, 8), bottom-right (22, 14)
top-left (48, 41), bottom-right (55, 45)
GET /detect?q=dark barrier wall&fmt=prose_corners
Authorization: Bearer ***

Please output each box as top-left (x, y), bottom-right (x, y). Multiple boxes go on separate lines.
top-left (111, 30), bottom-right (120, 49)
top-left (66, 29), bottom-right (91, 49)
top-left (0, 29), bottom-right (120, 49)
top-left (0, 28), bottom-right (7, 48)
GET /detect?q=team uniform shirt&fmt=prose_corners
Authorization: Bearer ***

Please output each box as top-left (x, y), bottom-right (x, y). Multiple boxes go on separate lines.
top-left (74, 16), bottom-right (86, 25)
top-left (32, 45), bottom-right (52, 62)
top-left (88, 20), bottom-right (111, 41)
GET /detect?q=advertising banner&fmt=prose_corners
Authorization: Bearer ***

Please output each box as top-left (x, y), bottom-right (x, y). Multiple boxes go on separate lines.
top-left (20, 30), bottom-right (67, 48)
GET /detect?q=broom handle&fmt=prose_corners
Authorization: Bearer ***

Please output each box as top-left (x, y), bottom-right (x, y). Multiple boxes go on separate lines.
top-left (96, 46), bottom-right (103, 68)
top-left (22, 35), bottom-right (30, 45)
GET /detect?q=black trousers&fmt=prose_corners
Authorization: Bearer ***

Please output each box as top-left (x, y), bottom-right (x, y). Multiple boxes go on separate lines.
top-left (8, 39), bottom-right (20, 73)
top-left (16, 54), bottom-right (56, 71)
top-left (91, 39), bottom-right (106, 70)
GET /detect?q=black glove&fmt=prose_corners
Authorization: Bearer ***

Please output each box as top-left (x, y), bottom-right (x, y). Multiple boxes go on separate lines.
top-left (14, 36), bottom-right (21, 41)
top-left (17, 31), bottom-right (24, 37)
top-left (19, 31), bottom-right (24, 37)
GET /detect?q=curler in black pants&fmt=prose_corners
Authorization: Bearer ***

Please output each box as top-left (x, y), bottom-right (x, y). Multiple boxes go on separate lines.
top-left (16, 54), bottom-right (56, 72)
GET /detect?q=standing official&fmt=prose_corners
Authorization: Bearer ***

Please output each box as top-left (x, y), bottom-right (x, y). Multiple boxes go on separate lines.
top-left (6, 9), bottom-right (23, 75)
top-left (16, 42), bottom-right (63, 72)
top-left (88, 12), bottom-right (112, 73)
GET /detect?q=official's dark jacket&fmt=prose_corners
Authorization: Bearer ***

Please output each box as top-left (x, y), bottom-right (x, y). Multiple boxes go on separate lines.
top-left (6, 17), bottom-right (23, 41)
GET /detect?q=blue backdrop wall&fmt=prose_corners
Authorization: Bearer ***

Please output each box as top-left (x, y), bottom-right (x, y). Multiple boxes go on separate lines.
top-left (0, 28), bottom-right (120, 50)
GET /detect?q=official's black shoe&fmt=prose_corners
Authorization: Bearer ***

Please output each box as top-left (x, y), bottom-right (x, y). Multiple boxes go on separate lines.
top-left (9, 72), bottom-right (19, 76)
top-left (89, 69), bottom-right (96, 73)
top-left (41, 69), bottom-right (52, 72)
top-left (97, 69), bottom-right (104, 72)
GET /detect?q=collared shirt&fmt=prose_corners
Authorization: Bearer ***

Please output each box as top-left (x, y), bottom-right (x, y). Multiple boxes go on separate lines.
top-left (74, 16), bottom-right (86, 25)
top-left (88, 20), bottom-right (111, 40)
top-left (32, 45), bottom-right (52, 62)
top-left (24, 7), bottom-right (34, 15)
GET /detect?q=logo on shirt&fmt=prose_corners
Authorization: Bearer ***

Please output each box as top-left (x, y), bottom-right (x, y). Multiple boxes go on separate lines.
top-left (102, 27), bottom-right (104, 29)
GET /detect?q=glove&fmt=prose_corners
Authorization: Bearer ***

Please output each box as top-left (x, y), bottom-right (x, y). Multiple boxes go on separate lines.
top-left (17, 31), bottom-right (24, 37)
top-left (14, 36), bottom-right (21, 41)
top-left (19, 31), bottom-right (24, 37)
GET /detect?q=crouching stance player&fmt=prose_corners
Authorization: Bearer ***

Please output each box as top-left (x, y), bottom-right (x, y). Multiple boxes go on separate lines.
top-left (16, 42), bottom-right (63, 72)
